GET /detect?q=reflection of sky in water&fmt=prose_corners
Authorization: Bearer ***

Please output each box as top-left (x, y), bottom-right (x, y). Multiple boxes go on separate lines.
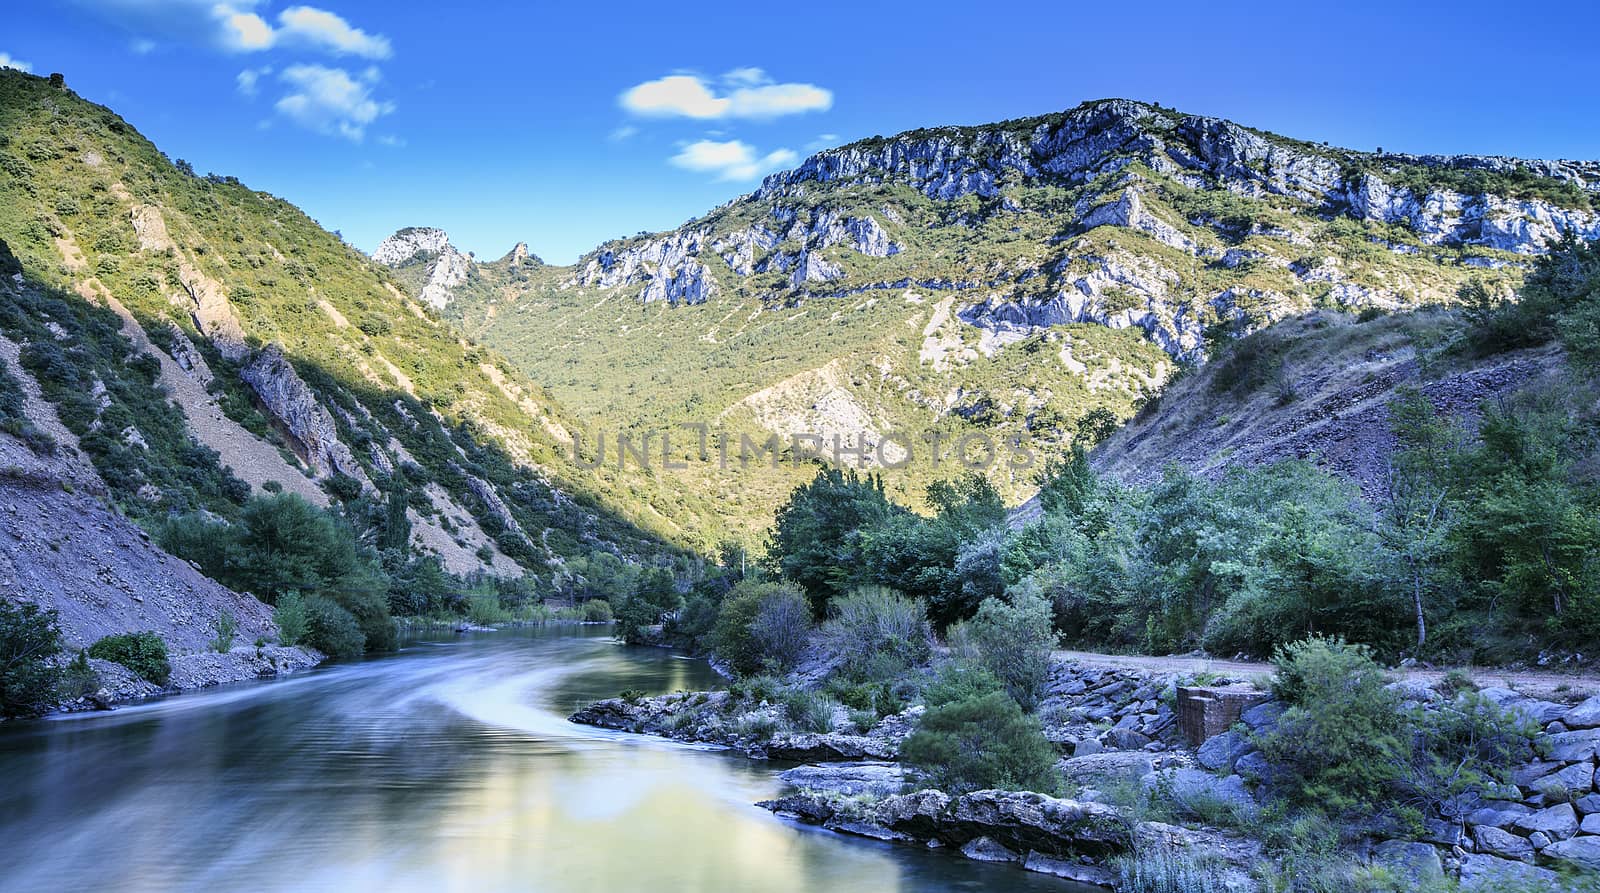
top-left (0, 627), bottom-right (1085, 893)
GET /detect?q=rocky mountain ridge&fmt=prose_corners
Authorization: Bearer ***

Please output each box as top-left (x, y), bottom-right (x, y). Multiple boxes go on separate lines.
top-left (437, 98), bottom-right (1598, 536)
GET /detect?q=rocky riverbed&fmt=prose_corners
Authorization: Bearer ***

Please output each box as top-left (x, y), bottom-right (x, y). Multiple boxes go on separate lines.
top-left (569, 656), bottom-right (1600, 889)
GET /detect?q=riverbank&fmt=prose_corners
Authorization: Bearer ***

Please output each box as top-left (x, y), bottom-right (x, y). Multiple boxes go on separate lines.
top-left (52, 643), bottom-right (323, 712)
top-left (569, 652), bottom-right (1600, 890)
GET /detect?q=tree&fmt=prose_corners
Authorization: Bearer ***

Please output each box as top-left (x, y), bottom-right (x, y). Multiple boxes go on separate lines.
top-left (1, 600), bottom-right (63, 718)
top-left (768, 467), bottom-right (894, 612)
top-left (615, 567), bottom-right (680, 644)
top-left (1377, 460), bottom-right (1452, 650)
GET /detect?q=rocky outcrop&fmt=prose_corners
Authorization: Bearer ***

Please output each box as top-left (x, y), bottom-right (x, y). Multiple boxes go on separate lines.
top-left (574, 229), bottom-right (716, 305)
top-left (240, 345), bottom-right (368, 484)
top-left (756, 99), bottom-right (1600, 257)
top-left (373, 226), bottom-right (473, 309)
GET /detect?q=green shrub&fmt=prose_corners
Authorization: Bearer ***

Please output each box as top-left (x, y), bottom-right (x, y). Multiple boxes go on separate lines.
top-left (780, 688), bottom-right (833, 733)
top-left (582, 599), bottom-right (613, 622)
top-left (1, 599), bottom-right (63, 717)
top-left (209, 609), bottom-right (238, 653)
top-left (273, 591), bottom-right (308, 646)
top-left (302, 595), bottom-right (365, 659)
top-left (1115, 843), bottom-right (1232, 893)
top-left (712, 580), bottom-right (813, 675)
top-left (88, 632), bottom-right (171, 686)
top-left (1257, 636), bottom-right (1406, 818)
top-left (821, 586), bottom-right (932, 680)
top-left (901, 680), bottom-right (1059, 795)
top-left (58, 648), bottom-right (98, 700)
top-left (467, 591), bottom-right (508, 626)
top-left (955, 590), bottom-right (1058, 711)
top-left (615, 568), bottom-right (679, 644)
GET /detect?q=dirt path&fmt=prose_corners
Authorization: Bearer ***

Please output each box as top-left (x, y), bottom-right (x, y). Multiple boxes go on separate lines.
top-left (1053, 649), bottom-right (1600, 704)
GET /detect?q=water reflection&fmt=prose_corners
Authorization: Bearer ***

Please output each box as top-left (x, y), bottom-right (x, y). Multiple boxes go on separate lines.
top-left (0, 626), bottom-right (1085, 892)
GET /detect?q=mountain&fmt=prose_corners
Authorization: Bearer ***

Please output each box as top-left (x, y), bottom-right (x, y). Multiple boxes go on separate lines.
top-left (432, 99), bottom-right (1599, 537)
top-left (0, 65), bottom-right (689, 602)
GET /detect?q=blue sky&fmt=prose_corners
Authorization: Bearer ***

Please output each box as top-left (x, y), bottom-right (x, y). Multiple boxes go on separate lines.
top-left (6, 1), bottom-right (1598, 264)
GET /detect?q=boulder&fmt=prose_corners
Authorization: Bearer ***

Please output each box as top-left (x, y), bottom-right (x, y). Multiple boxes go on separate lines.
top-left (1196, 730), bottom-right (1251, 772)
top-left (1239, 700), bottom-right (1284, 733)
top-left (960, 836), bottom-right (1019, 863)
top-left (1020, 853), bottom-right (1117, 886)
top-left (1542, 835), bottom-right (1600, 872)
top-left (1234, 751), bottom-right (1271, 782)
top-left (1543, 728), bottom-right (1600, 762)
top-left (1143, 768), bottom-right (1256, 817)
top-left (1457, 853), bottom-right (1559, 890)
top-left (779, 762), bottom-right (905, 798)
top-left (1058, 751), bottom-right (1154, 789)
top-left (1577, 794), bottom-right (1600, 815)
top-left (943, 790), bottom-right (1128, 858)
top-left (1466, 802), bottom-right (1533, 829)
top-left (1478, 687), bottom-right (1568, 726)
top-left (1563, 695), bottom-right (1600, 729)
top-left (1370, 840), bottom-right (1444, 887)
top-left (1471, 825), bottom-right (1535, 861)
top-left (1513, 802), bottom-right (1578, 840)
top-left (1527, 761), bottom-right (1595, 796)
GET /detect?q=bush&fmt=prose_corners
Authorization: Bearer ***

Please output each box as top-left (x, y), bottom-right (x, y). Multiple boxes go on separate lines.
top-left (209, 609), bottom-right (238, 653)
top-left (274, 591), bottom-right (308, 646)
top-left (821, 586), bottom-right (932, 680)
top-left (582, 599), bottom-right (613, 622)
top-left (956, 590), bottom-right (1058, 711)
top-left (780, 688), bottom-right (833, 733)
top-left (1257, 636), bottom-right (1406, 818)
top-left (302, 595), bottom-right (365, 659)
top-left (712, 580), bottom-right (812, 675)
top-left (58, 649), bottom-right (98, 700)
top-left (88, 632), bottom-right (171, 686)
top-left (901, 672), bottom-right (1059, 795)
top-left (749, 584), bottom-right (813, 670)
top-left (1, 599), bottom-right (63, 717)
top-left (467, 591), bottom-right (508, 626)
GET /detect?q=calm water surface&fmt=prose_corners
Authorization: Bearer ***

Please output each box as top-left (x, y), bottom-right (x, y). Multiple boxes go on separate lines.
top-left (0, 626), bottom-right (1088, 892)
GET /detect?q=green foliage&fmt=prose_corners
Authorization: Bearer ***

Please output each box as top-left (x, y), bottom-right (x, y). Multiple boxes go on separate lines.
top-left (58, 649), bottom-right (98, 701)
top-left (1465, 234), bottom-right (1600, 368)
top-left (1257, 636), bottom-right (1409, 820)
top-left (581, 598), bottom-right (613, 622)
top-left (864, 474), bottom-right (1008, 627)
top-left (273, 591), bottom-right (308, 646)
top-left (0, 357), bottom-right (55, 454)
top-left (156, 494), bottom-right (397, 653)
top-left (779, 687), bottom-right (833, 733)
top-left (302, 595), bottom-right (366, 659)
top-left (208, 610), bottom-right (238, 653)
top-left (467, 590), bottom-right (509, 626)
top-left (615, 567), bottom-right (680, 644)
top-left (821, 586), bottom-right (932, 681)
top-left (951, 589), bottom-right (1059, 710)
top-left (88, 632), bottom-right (171, 686)
top-left (767, 467), bottom-right (893, 611)
top-left (901, 677), bottom-right (1059, 795)
top-left (711, 580), bottom-right (812, 675)
top-left (0, 599), bottom-right (63, 717)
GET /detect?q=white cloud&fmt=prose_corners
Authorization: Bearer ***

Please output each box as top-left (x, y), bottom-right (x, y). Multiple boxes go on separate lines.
top-left (216, 5), bottom-right (274, 51)
top-left (275, 6), bottom-right (391, 59)
top-left (607, 124), bottom-right (639, 142)
top-left (620, 69), bottom-right (832, 121)
top-left (72, 1), bottom-right (390, 58)
top-left (670, 139), bottom-right (798, 181)
top-left (274, 64), bottom-right (394, 141)
top-left (236, 65), bottom-right (270, 96)
top-left (0, 51), bottom-right (31, 73)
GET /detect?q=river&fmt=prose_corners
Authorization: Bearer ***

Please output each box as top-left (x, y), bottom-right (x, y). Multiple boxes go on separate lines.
top-left (0, 625), bottom-right (1088, 892)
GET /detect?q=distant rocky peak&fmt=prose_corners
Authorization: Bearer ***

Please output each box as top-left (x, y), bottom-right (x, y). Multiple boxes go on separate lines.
top-left (373, 226), bottom-right (456, 267)
top-left (502, 241), bottom-right (543, 267)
